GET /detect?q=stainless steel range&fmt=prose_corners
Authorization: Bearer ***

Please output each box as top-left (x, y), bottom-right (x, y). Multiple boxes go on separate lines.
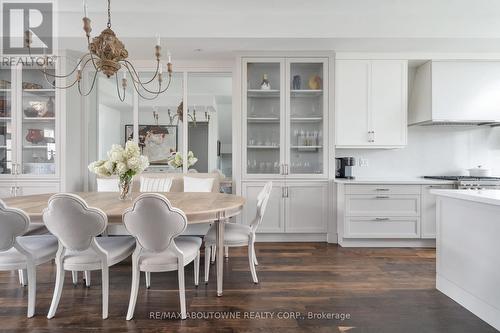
top-left (424, 176), bottom-right (500, 190)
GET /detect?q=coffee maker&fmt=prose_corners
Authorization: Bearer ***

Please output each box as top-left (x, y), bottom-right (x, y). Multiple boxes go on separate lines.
top-left (335, 157), bottom-right (356, 179)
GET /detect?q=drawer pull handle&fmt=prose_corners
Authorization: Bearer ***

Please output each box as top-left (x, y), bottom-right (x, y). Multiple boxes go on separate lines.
top-left (374, 218), bottom-right (390, 221)
top-left (375, 188), bottom-right (390, 191)
top-left (375, 196), bottom-right (390, 199)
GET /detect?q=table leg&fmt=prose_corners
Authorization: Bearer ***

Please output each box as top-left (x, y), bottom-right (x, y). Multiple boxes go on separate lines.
top-left (216, 217), bottom-right (225, 296)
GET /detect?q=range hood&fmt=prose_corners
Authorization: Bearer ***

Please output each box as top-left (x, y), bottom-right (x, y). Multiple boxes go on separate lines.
top-left (409, 60), bottom-right (500, 127)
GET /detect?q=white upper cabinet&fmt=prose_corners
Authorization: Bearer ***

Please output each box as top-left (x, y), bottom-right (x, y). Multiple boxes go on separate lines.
top-left (335, 59), bottom-right (408, 148)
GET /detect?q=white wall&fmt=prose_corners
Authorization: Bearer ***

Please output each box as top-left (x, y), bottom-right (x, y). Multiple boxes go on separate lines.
top-left (336, 126), bottom-right (500, 178)
top-left (98, 104), bottom-right (122, 160)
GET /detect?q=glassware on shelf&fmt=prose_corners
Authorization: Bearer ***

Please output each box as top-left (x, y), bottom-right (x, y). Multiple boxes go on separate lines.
top-left (260, 74), bottom-right (271, 90)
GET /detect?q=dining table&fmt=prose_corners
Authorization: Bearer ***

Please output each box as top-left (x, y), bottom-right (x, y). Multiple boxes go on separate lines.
top-left (3, 191), bottom-right (246, 297)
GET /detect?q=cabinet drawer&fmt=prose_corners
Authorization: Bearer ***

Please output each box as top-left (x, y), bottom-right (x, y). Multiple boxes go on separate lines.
top-left (344, 217), bottom-right (420, 238)
top-left (346, 194), bottom-right (420, 217)
top-left (345, 185), bottom-right (421, 195)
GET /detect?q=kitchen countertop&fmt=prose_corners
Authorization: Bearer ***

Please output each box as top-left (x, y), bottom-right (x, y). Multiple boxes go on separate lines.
top-left (431, 189), bottom-right (500, 206)
top-left (334, 177), bottom-right (456, 185)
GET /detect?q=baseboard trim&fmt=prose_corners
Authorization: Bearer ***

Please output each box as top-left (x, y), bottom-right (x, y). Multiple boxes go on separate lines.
top-left (437, 274), bottom-right (500, 331)
top-left (339, 238), bottom-right (436, 248)
top-left (254, 234), bottom-right (328, 242)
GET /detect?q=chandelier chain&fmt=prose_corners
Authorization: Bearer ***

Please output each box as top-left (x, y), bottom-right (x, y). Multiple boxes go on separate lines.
top-left (107, 0), bottom-right (112, 28)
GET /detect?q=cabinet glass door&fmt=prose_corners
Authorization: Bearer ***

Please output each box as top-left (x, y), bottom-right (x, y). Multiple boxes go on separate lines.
top-left (245, 60), bottom-right (283, 176)
top-left (0, 66), bottom-right (13, 175)
top-left (287, 60), bottom-right (326, 176)
top-left (20, 65), bottom-right (56, 175)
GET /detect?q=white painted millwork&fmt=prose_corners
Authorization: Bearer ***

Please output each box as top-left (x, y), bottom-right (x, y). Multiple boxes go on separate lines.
top-left (337, 182), bottom-right (449, 246)
top-left (238, 53), bottom-right (331, 239)
top-left (434, 190), bottom-right (500, 331)
top-left (409, 60), bottom-right (500, 125)
top-left (335, 59), bottom-right (407, 148)
top-left (420, 184), bottom-right (453, 238)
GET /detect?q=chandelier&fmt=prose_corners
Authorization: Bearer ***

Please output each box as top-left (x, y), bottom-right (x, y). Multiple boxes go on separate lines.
top-left (24, 0), bottom-right (173, 101)
top-left (168, 102), bottom-right (212, 127)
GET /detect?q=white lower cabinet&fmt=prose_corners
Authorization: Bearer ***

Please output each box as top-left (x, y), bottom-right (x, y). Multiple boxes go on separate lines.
top-left (242, 182), bottom-right (285, 233)
top-left (421, 184), bottom-right (454, 238)
top-left (345, 216), bottom-right (420, 238)
top-left (285, 183), bottom-right (328, 233)
top-left (338, 183), bottom-right (449, 244)
top-left (0, 181), bottom-right (60, 199)
top-left (242, 181), bottom-right (328, 234)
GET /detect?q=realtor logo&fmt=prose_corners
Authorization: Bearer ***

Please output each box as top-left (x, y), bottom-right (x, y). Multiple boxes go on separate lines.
top-left (2, 2), bottom-right (53, 55)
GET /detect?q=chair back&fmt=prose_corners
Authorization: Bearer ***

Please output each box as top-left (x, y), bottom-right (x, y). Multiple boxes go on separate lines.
top-left (0, 199), bottom-right (30, 252)
top-left (123, 193), bottom-right (187, 252)
top-left (251, 182), bottom-right (273, 231)
top-left (43, 193), bottom-right (107, 251)
top-left (140, 176), bottom-right (173, 192)
top-left (97, 178), bottom-right (119, 192)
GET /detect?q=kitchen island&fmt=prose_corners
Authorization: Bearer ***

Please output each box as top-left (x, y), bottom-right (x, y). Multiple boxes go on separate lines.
top-left (431, 189), bottom-right (500, 330)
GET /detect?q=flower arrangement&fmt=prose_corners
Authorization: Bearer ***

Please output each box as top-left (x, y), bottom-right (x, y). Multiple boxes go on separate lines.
top-left (88, 141), bottom-right (149, 199)
top-left (168, 151), bottom-right (198, 169)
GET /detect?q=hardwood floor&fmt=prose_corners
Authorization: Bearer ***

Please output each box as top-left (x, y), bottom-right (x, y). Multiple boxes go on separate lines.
top-left (0, 243), bottom-right (496, 333)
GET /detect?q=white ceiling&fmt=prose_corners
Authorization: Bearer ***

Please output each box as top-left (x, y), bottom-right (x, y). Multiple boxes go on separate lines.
top-left (54, 0), bottom-right (500, 59)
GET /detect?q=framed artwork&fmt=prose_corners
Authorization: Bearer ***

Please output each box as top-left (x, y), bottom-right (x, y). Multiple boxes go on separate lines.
top-left (125, 124), bottom-right (178, 165)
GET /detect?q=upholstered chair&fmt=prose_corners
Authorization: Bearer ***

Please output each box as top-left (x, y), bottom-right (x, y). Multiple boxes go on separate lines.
top-left (43, 193), bottom-right (135, 319)
top-left (123, 193), bottom-right (201, 320)
top-left (204, 181), bottom-right (272, 284)
top-left (0, 199), bottom-right (58, 317)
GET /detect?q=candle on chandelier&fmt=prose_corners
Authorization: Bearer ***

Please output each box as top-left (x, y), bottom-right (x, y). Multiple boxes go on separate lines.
top-left (122, 70), bottom-right (127, 79)
top-left (156, 35), bottom-right (161, 47)
top-left (83, 0), bottom-right (88, 17)
top-left (167, 52), bottom-right (172, 64)
top-left (159, 63), bottom-right (163, 74)
top-left (77, 58), bottom-right (81, 70)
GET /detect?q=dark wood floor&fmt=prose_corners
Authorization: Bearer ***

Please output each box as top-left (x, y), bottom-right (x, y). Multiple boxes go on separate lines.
top-left (0, 243), bottom-right (497, 333)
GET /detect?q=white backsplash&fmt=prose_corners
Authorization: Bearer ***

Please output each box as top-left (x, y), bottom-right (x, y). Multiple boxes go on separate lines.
top-left (336, 126), bottom-right (500, 178)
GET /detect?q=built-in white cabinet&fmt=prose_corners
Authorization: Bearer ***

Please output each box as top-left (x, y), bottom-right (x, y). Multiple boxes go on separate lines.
top-left (421, 184), bottom-right (454, 238)
top-left (335, 60), bottom-right (407, 148)
top-left (242, 57), bottom-right (329, 179)
top-left (242, 181), bottom-right (328, 234)
top-left (337, 183), bottom-right (451, 245)
top-left (239, 54), bottom-right (331, 238)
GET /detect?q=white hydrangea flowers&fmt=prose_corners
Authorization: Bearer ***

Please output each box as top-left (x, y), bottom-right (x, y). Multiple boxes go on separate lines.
top-left (168, 151), bottom-right (198, 169)
top-left (88, 141), bottom-right (150, 178)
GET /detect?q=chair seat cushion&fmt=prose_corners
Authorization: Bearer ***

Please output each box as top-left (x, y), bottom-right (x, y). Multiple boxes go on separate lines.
top-left (139, 237), bottom-right (202, 271)
top-left (0, 235), bottom-right (58, 268)
top-left (63, 236), bottom-right (135, 269)
top-left (24, 223), bottom-right (49, 236)
top-left (204, 223), bottom-right (251, 246)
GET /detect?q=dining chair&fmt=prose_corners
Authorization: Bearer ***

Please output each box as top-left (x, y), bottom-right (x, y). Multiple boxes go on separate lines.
top-left (43, 193), bottom-right (136, 319)
top-left (139, 175), bottom-right (173, 288)
top-left (204, 181), bottom-right (272, 284)
top-left (0, 199), bottom-right (58, 317)
top-left (17, 222), bottom-right (50, 286)
top-left (123, 193), bottom-right (201, 320)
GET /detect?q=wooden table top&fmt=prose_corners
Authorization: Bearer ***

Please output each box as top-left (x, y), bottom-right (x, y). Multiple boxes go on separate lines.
top-left (3, 192), bottom-right (246, 224)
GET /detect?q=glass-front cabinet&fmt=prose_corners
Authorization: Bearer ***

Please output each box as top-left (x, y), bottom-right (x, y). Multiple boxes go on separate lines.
top-left (0, 63), bottom-right (59, 179)
top-left (243, 57), bottom-right (328, 179)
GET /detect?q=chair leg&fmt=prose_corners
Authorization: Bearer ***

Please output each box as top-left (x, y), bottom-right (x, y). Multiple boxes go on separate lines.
top-left (204, 245), bottom-right (211, 284)
top-left (248, 242), bottom-right (258, 284)
top-left (26, 264), bottom-right (36, 318)
top-left (71, 271), bottom-right (78, 286)
top-left (253, 245), bottom-right (259, 266)
top-left (145, 272), bottom-right (151, 289)
top-left (19, 269), bottom-right (28, 286)
top-left (194, 250), bottom-right (200, 287)
top-left (47, 264), bottom-right (64, 319)
top-left (84, 271), bottom-right (91, 287)
top-left (224, 246), bottom-right (229, 259)
top-left (101, 266), bottom-right (109, 319)
top-left (178, 263), bottom-right (186, 320)
top-left (126, 261), bottom-right (140, 320)
top-left (210, 245), bottom-right (216, 264)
